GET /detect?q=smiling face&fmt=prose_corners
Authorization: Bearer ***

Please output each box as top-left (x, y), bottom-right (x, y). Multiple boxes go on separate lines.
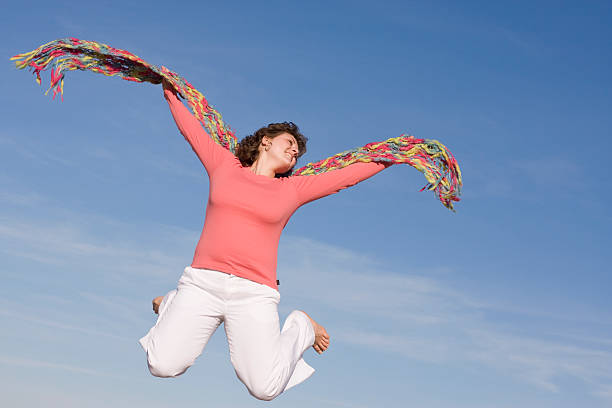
top-left (262, 132), bottom-right (300, 174)
top-left (235, 122), bottom-right (308, 178)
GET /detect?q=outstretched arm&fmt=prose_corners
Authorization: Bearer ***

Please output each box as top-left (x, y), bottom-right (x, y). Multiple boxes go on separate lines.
top-left (291, 161), bottom-right (390, 206)
top-left (163, 80), bottom-right (233, 174)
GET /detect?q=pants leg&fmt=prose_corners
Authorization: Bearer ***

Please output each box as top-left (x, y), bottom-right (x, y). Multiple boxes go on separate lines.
top-left (139, 267), bottom-right (224, 377)
top-left (223, 275), bottom-right (315, 401)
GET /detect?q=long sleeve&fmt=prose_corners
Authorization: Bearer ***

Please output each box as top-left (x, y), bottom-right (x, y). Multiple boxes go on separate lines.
top-left (164, 89), bottom-right (234, 174)
top-left (290, 161), bottom-right (388, 206)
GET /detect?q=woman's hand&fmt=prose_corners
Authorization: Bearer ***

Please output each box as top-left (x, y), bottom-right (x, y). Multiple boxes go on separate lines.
top-left (162, 78), bottom-right (178, 96)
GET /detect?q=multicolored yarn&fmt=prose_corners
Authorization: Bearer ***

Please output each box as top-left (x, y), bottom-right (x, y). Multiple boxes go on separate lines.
top-left (11, 38), bottom-right (462, 210)
top-left (293, 136), bottom-right (461, 210)
top-left (11, 38), bottom-right (237, 151)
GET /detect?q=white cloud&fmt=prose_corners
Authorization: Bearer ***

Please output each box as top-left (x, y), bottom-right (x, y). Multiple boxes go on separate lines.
top-left (0, 355), bottom-right (107, 377)
top-left (77, 291), bottom-right (146, 325)
top-left (333, 327), bottom-right (450, 363)
top-left (0, 191), bottom-right (45, 206)
top-left (0, 214), bottom-right (194, 279)
top-left (0, 308), bottom-right (130, 341)
top-left (314, 398), bottom-right (371, 408)
top-left (2, 190), bottom-right (611, 402)
top-left (467, 328), bottom-right (612, 392)
top-left (594, 384), bottom-right (612, 401)
top-left (0, 131), bottom-right (76, 167)
top-left (513, 157), bottom-right (582, 188)
top-left (279, 236), bottom-right (480, 325)
top-left (277, 236), bottom-right (612, 399)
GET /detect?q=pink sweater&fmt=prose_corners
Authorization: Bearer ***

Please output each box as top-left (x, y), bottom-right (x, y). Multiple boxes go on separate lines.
top-left (165, 89), bottom-right (386, 289)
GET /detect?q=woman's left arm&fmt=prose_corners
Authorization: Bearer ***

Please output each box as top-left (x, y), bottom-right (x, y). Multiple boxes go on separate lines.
top-left (291, 161), bottom-right (390, 206)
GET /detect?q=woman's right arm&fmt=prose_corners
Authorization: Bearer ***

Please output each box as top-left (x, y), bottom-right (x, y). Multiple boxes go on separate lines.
top-left (291, 161), bottom-right (389, 206)
top-left (163, 81), bottom-right (233, 174)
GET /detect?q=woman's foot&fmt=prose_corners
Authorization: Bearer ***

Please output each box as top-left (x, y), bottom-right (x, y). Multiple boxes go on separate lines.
top-left (301, 311), bottom-right (330, 354)
top-left (152, 296), bottom-right (163, 314)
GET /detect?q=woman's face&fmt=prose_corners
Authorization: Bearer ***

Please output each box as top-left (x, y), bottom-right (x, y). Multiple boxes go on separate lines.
top-left (263, 132), bottom-right (299, 174)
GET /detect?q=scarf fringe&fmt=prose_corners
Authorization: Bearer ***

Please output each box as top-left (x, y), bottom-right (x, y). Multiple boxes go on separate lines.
top-left (11, 38), bottom-right (237, 151)
top-left (293, 136), bottom-right (461, 211)
top-left (12, 38), bottom-right (462, 210)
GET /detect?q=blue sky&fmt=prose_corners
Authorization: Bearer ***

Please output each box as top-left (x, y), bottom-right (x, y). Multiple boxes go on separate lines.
top-left (1, 0), bottom-right (611, 407)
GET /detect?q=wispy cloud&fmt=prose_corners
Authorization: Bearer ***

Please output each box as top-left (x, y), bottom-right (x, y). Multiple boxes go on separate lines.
top-left (0, 308), bottom-right (130, 341)
top-left (594, 384), bottom-right (612, 401)
top-left (0, 355), bottom-right (105, 376)
top-left (2, 190), bottom-right (610, 402)
top-left (0, 128), bottom-right (201, 185)
top-left (467, 328), bottom-right (612, 394)
top-left (333, 327), bottom-right (451, 363)
top-left (513, 157), bottom-right (583, 188)
top-left (0, 214), bottom-right (194, 279)
top-left (141, 150), bottom-right (203, 179)
top-left (461, 154), bottom-right (590, 205)
top-left (78, 291), bottom-right (144, 325)
top-left (0, 191), bottom-right (45, 206)
top-left (279, 236), bottom-right (479, 324)
top-left (0, 132), bottom-right (76, 167)
top-left (314, 398), bottom-right (370, 408)
top-left (277, 236), bottom-right (612, 400)
top-left (88, 146), bottom-right (116, 160)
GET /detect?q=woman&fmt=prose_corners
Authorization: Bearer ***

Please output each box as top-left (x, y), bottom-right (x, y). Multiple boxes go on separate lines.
top-left (139, 80), bottom-right (389, 400)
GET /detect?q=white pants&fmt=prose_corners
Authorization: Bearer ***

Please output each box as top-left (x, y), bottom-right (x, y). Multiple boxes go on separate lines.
top-left (139, 267), bottom-right (315, 401)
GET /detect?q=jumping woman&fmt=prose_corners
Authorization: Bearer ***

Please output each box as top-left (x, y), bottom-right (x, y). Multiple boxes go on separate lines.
top-left (138, 80), bottom-right (390, 400)
top-left (12, 36), bottom-right (460, 405)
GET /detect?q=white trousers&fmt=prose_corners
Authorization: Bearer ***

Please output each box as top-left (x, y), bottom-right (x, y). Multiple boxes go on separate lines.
top-left (139, 267), bottom-right (315, 401)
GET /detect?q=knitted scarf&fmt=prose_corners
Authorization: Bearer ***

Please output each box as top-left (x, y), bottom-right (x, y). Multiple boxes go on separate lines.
top-left (12, 38), bottom-right (462, 210)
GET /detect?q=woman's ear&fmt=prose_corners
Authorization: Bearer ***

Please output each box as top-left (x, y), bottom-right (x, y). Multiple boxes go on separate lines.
top-left (261, 137), bottom-right (271, 150)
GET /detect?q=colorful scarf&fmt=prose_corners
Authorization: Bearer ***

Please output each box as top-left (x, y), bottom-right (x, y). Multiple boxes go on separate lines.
top-left (12, 38), bottom-right (462, 210)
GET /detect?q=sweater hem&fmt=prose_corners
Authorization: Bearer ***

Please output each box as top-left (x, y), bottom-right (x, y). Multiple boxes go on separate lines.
top-left (190, 262), bottom-right (279, 291)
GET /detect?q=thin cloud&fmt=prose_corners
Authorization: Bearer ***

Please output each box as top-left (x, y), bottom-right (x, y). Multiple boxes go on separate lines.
top-left (0, 131), bottom-right (76, 167)
top-left (279, 236), bottom-right (478, 324)
top-left (2, 191), bottom-right (610, 401)
top-left (78, 291), bottom-right (144, 325)
top-left (0, 215), bottom-right (192, 279)
top-left (88, 146), bottom-right (117, 160)
top-left (467, 328), bottom-right (612, 393)
top-left (594, 384), bottom-right (612, 402)
top-left (278, 236), bottom-right (612, 399)
top-left (0, 355), bottom-right (105, 376)
top-left (315, 398), bottom-right (371, 408)
top-left (0, 191), bottom-right (45, 206)
top-left (333, 327), bottom-right (451, 364)
top-left (513, 157), bottom-right (583, 188)
top-left (0, 308), bottom-right (130, 341)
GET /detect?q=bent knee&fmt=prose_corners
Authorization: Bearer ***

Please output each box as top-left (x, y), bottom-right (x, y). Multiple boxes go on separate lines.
top-left (247, 380), bottom-right (283, 401)
top-left (249, 389), bottom-right (280, 401)
top-left (147, 354), bottom-right (191, 378)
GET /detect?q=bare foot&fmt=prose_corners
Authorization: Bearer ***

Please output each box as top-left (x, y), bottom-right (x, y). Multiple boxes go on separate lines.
top-left (152, 296), bottom-right (163, 314)
top-left (301, 311), bottom-right (330, 354)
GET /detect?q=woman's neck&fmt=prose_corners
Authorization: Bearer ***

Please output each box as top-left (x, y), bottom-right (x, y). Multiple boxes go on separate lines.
top-left (249, 157), bottom-right (276, 178)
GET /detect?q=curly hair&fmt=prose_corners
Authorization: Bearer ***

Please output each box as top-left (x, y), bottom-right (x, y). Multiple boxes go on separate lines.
top-left (235, 122), bottom-right (308, 174)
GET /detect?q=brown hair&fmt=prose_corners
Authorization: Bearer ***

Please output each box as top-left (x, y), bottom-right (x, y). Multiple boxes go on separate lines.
top-left (235, 122), bottom-right (307, 174)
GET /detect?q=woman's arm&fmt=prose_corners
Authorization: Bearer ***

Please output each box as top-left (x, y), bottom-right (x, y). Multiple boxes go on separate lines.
top-left (291, 161), bottom-right (390, 206)
top-left (163, 81), bottom-right (233, 174)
